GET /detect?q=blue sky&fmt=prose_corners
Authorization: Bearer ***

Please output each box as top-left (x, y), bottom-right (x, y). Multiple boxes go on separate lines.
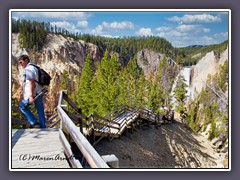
top-left (11, 10), bottom-right (229, 47)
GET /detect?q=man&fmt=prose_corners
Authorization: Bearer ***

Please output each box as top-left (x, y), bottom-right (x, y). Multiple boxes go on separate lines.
top-left (18, 54), bottom-right (46, 128)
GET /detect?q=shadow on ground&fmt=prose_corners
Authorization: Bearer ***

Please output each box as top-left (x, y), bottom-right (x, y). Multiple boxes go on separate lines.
top-left (94, 120), bottom-right (217, 168)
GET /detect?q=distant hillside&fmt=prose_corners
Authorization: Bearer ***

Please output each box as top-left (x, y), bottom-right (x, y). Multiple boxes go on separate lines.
top-left (177, 40), bottom-right (228, 66)
top-left (186, 45), bottom-right (205, 48)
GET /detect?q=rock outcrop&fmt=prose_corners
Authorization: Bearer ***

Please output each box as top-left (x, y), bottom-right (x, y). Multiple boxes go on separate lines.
top-left (189, 47), bottom-right (228, 99)
top-left (136, 49), bottom-right (177, 79)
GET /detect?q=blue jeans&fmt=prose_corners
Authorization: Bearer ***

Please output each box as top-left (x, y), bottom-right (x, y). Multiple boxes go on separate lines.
top-left (19, 94), bottom-right (46, 128)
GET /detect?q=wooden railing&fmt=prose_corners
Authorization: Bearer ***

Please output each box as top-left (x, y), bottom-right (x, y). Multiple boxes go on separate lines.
top-left (138, 108), bottom-right (158, 122)
top-left (57, 91), bottom-right (109, 168)
top-left (11, 105), bottom-right (60, 128)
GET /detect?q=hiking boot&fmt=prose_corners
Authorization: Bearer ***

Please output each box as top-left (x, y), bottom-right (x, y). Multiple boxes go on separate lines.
top-left (29, 122), bottom-right (40, 128)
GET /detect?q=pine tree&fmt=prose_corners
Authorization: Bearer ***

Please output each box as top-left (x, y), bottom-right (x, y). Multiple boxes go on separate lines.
top-left (90, 76), bottom-right (99, 115)
top-left (176, 55), bottom-right (184, 67)
top-left (76, 54), bottom-right (94, 116)
top-left (173, 74), bottom-right (188, 120)
top-left (94, 50), bottom-right (121, 116)
top-left (124, 57), bottom-right (141, 107)
top-left (61, 69), bottom-right (69, 90)
top-left (136, 71), bottom-right (148, 108)
top-left (117, 71), bottom-right (129, 107)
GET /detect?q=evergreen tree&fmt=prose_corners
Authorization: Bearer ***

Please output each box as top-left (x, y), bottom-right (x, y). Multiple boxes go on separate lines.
top-left (117, 71), bottom-right (129, 107)
top-left (136, 71), bottom-right (148, 108)
top-left (176, 55), bottom-right (184, 67)
top-left (61, 69), bottom-right (69, 91)
top-left (94, 50), bottom-right (121, 116)
top-left (173, 74), bottom-right (188, 120)
top-left (76, 54), bottom-right (94, 116)
top-left (124, 57), bottom-right (141, 107)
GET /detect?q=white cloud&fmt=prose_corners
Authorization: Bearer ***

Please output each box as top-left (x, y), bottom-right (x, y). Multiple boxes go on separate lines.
top-left (13, 12), bottom-right (90, 21)
top-left (168, 13), bottom-right (222, 23)
top-left (200, 36), bottom-right (218, 45)
top-left (91, 21), bottom-right (134, 35)
top-left (169, 30), bottom-right (187, 37)
top-left (177, 24), bottom-right (198, 32)
top-left (157, 32), bottom-right (166, 37)
top-left (136, 28), bottom-right (153, 36)
top-left (157, 29), bottom-right (187, 38)
top-left (214, 32), bottom-right (228, 38)
top-left (176, 24), bottom-right (211, 33)
top-left (101, 21), bottom-right (134, 30)
top-left (203, 28), bottom-right (211, 33)
top-left (91, 25), bottom-right (104, 35)
top-left (77, 21), bottom-right (88, 28)
top-left (156, 24), bottom-right (213, 47)
top-left (156, 26), bottom-right (171, 32)
top-left (50, 21), bottom-right (80, 33)
top-left (101, 34), bottom-right (113, 38)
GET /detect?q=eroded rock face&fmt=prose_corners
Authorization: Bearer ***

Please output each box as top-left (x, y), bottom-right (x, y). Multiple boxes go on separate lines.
top-left (189, 47), bottom-right (228, 99)
top-left (136, 49), bottom-right (177, 79)
top-left (187, 47), bottom-right (229, 157)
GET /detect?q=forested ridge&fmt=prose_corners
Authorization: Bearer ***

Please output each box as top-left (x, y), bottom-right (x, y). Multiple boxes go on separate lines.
top-left (12, 18), bottom-right (184, 64)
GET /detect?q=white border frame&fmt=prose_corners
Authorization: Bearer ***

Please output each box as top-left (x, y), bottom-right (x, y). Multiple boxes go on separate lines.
top-left (9, 9), bottom-right (231, 172)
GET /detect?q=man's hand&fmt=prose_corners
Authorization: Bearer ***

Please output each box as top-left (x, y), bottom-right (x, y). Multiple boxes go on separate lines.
top-left (29, 96), bottom-right (34, 104)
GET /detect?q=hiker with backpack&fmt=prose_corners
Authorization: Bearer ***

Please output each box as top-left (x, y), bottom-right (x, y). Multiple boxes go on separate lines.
top-left (18, 54), bottom-right (51, 128)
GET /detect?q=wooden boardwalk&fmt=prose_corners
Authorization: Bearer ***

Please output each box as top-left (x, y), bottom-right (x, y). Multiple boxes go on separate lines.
top-left (10, 91), bottom-right (174, 169)
top-left (94, 111), bottom-right (140, 136)
top-left (11, 128), bottom-right (70, 169)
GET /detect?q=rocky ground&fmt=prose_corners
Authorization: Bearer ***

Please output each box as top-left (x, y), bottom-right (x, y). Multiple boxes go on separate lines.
top-left (94, 120), bottom-right (228, 169)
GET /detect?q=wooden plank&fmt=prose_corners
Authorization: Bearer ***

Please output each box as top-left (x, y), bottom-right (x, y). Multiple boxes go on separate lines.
top-left (46, 113), bottom-right (58, 124)
top-left (11, 129), bottom-right (70, 169)
top-left (12, 117), bottom-right (30, 126)
top-left (101, 154), bottom-right (119, 168)
top-left (49, 119), bottom-right (61, 128)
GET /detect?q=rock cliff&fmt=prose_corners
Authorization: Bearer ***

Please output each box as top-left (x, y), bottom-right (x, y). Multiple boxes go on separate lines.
top-left (189, 47), bottom-right (228, 99)
top-left (136, 49), bottom-right (178, 79)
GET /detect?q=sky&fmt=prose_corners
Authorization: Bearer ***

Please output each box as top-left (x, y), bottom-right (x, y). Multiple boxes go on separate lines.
top-left (11, 10), bottom-right (229, 47)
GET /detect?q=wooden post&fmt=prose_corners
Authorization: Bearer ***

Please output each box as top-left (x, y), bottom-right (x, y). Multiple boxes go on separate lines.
top-left (101, 154), bottom-right (119, 168)
top-left (79, 108), bottom-right (83, 134)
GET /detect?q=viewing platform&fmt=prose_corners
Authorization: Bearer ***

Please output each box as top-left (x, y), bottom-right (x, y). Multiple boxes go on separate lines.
top-left (12, 128), bottom-right (70, 168)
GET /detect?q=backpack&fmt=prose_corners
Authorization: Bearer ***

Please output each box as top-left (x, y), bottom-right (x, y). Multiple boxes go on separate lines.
top-left (30, 64), bottom-right (52, 86)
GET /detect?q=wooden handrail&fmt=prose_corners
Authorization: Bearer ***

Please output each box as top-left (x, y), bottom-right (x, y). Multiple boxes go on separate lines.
top-left (57, 91), bottom-right (109, 168)
top-left (59, 129), bottom-right (83, 168)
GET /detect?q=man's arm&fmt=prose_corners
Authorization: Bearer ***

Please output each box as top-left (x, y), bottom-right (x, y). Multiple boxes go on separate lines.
top-left (29, 78), bottom-right (36, 103)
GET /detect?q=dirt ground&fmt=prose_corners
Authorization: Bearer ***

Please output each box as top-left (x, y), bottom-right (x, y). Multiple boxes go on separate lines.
top-left (94, 120), bottom-right (228, 169)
